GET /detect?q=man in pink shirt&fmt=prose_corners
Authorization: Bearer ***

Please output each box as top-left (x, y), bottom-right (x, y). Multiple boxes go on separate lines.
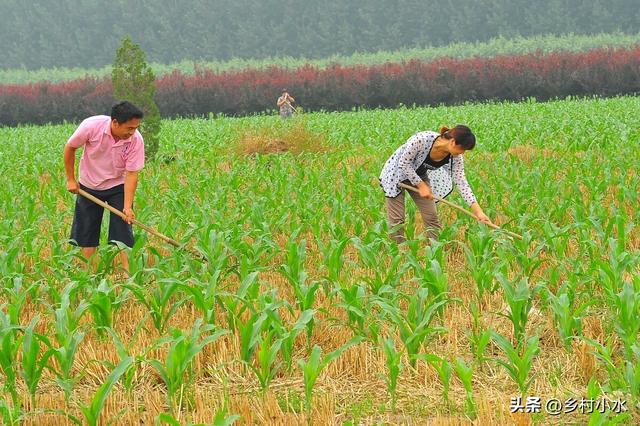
top-left (63, 101), bottom-right (145, 273)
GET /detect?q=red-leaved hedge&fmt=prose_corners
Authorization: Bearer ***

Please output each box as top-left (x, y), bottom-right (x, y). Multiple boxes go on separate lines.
top-left (1, 46), bottom-right (639, 126)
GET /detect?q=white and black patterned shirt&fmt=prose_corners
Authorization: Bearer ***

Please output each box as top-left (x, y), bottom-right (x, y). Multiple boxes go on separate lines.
top-left (379, 131), bottom-right (477, 205)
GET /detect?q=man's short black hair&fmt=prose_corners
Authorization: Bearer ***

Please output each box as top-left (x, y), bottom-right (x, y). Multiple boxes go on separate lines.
top-left (111, 101), bottom-right (144, 123)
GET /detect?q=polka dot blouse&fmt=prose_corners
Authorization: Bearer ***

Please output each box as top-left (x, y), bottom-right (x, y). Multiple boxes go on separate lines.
top-left (379, 131), bottom-right (477, 206)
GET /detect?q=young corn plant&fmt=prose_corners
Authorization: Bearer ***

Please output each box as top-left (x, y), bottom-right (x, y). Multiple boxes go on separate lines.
top-left (381, 289), bottom-right (450, 368)
top-left (86, 279), bottom-right (124, 337)
top-left (490, 331), bottom-right (540, 396)
top-left (467, 302), bottom-right (492, 367)
top-left (20, 316), bottom-right (53, 408)
top-left (71, 356), bottom-right (134, 426)
top-left (454, 357), bottom-right (476, 417)
top-left (595, 238), bottom-right (638, 303)
top-left (278, 309), bottom-right (315, 372)
top-left (582, 336), bottom-right (631, 397)
top-left (278, 238), bottom-right (319, 339)
top-left (333, 283), bottom-right (380, 340)
top-left (460, 232), bottom-right (500, 298)
top-left (179, 274), bottom-right (222, 326)
top-left (247, 330), bottom-right (283, 392)
top-left (499, 233), bottom-right (545, 279)
top-left (610, 280), bottom-right (640, 362)
top-left (380, 336), bottom-right (402, 413)
top-left (0, 309), bottom-right (21, 408)
top-left (0, 397), bottom-right (22, 426)
top-left (123, 278), bottom-right (187, 333)
top-left (315, 235), bottom-right (350, 289)
top-left (2, 276), bottom-right (38, 325)
top-left (104, 325), bottom-right (147, 394)
top-left (216, 271), bottom-right (260, 332)
top-left (410, 258), bottom-right (449, 307)
top-left (148, 319), bottom-right (230, 414)
top-left (47, 282), bottom-right (89, 402)
top-left (237, 311), bottom-right (268, 365)
top-left (583, 377), bottom-right (632, 425)
top-left (229, 232), bottom-right (277, 279)
top-left (414, 354), bottom-right (452, 404)
top-left (0, 241), bottom-right (25, 278)
top-left (545, 282), bottom-right (592, 349)
top-left (297, 338), bottom-right (362, 414)
top-left (496, 273), bottom-right (540, 343)
top-left (586, 335), bottom-right (640, 407)
top-left (352, 238), bottom-right (407, 295)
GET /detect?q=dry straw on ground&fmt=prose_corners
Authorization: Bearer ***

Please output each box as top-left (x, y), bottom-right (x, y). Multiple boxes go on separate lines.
top-left (233, 120), bottom-right (327, 156)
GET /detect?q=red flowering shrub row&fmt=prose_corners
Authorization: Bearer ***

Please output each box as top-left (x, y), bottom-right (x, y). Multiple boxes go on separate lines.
top-left (1, 47), bottom-right (639, 126)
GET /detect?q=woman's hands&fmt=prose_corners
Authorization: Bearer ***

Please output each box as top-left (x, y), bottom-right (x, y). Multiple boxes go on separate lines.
top-left (416, 181), bottom-right (434, 200)
top-left (471, 203), bottom-right (492, 225)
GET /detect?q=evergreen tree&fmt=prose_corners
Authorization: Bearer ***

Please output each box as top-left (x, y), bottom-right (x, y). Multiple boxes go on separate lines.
top-left (112, 36), bottom-right (161, 161)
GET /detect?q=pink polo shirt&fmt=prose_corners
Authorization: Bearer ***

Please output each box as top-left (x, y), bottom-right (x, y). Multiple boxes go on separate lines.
top-left (67, 115), bottom-right (145, 190)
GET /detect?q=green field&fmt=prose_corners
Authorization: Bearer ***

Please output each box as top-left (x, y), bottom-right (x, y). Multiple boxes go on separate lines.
top-left (1, 96), bottom-right (639, 424)
top-left (1, 32), bottom-right (639, 84)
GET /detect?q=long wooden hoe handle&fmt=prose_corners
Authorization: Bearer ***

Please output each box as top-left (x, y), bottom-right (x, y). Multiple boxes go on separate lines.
top-left (397, 182), bottom-right (524, 240)
top-left (77, 188), bottom-right (207, 261)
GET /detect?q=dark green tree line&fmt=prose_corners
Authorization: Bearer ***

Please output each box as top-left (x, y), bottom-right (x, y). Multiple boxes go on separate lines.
top-left (1, 0), bottom-right (638, 69)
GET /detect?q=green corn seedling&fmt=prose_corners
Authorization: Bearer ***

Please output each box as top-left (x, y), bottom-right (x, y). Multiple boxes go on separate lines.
top-left (86, 279), bottom-right (121, 337)
top-left (248, 330), bottom-right (283, 391)
top-left (335, 283), bottom-right (370, 339)
top-left (297, 338), bottom-right (362, 414)
top-left (0, 309), bottom-right (21, 407)
top-left (237, 311), bottom-right (268, 365)
top-left (491, 331), bottom-right (540, 395)
top-left (454, 357), bottom-right (476, 417)
top-left (148, 319), bottom-right (229, 413)
top-left (545, 283), bottom-right (592, 349)
top-left (104, 325), bottom-right (146, 393)
top-left (20, 316), bottom-right (53, 407)
top-left (278, 309), bottom-right (315, 372)
top-left (410, 258), bottom-right (449, 306)
top-left (381, 289), bottom-right (450, 368)
top-left (2, 277), bottom-right (38, 325)
top-left (415, 354), bottom-right (452, 403)
top-left (179, 273), bottom-right (223, 326)
top-left (381, 337), bottom-right (402, 412)
top-left (496, 274), bottom-right (540, 343)
top-left (0, 397), bottom-right (22, 425)
top-left (610, 281), bottom-right (640, 361)
top-left (460, 232), bottom-right (500, 298)
top-left (75, 356), bottom-right (134, 426)
top-left (48, 282), bottom-right (89, 402)
top-left (123, 278), bottom-right (187, 333)
top-left (316, 236), bottom-right (350, 287)
top-left (467, 301), bottom-right (491, 366)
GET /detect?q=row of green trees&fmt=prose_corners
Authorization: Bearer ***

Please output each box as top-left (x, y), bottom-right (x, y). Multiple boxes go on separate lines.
top-left (1, 0), bottom-right (637, 69)
top-left (112, 38), bottom-right (161, 162)
top-left (3, 32), bottom-right (639, 84)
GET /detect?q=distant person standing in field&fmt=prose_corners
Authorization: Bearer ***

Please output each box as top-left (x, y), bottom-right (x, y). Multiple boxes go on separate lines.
top-left (277, 89), bottom-right (296, 119)
top-left (63, 101), bottom-right (145, 273)
top-left (379, 125), bottom-right (491, 243)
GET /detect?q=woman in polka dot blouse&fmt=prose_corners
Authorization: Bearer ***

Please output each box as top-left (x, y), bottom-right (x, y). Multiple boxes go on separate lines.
top-left (379, 125), bottom-right (491, 243)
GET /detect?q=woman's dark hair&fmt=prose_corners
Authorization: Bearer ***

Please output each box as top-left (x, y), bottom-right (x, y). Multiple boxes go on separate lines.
top-left (111, 101), bottom-right (144, 123)
top-left (440, 124), bottom-right (476, 150)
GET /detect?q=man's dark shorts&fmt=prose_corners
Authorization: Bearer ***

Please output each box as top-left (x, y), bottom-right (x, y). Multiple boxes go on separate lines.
top-left (70, 183), bottom-right (134, 248)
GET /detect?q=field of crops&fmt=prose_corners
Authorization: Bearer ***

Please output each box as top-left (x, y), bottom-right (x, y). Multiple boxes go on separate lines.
top-left (1, 32), bottom-right (639, 84)
top-left (1, 96), bottom-right (639, 424)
